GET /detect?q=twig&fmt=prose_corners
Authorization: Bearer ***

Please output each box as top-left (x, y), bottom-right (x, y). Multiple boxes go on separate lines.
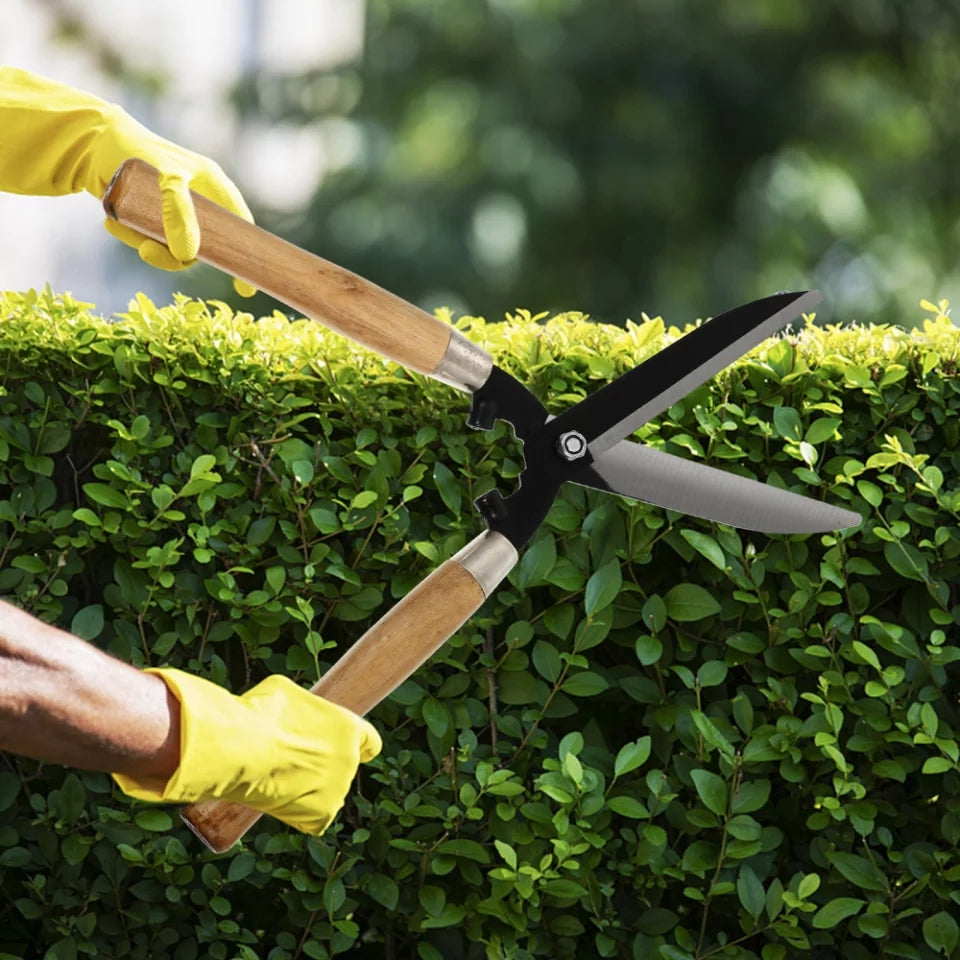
top-left (485, 627), bottom-right (498, 752)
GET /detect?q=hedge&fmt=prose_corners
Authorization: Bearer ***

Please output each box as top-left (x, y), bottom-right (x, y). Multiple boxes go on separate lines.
top-left (0, 289), bottom-right (959, 960)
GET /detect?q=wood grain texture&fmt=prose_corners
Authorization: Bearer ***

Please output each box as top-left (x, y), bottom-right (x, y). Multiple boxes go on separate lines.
top-left (103, 158), bottom-right (452, 375)
top-left (180, 558), bottom-right (487, 853)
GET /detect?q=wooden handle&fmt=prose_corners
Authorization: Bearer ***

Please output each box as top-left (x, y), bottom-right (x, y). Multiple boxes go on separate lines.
top-left (180, 531), bottom-right (517, 854)
top-left (102, 159), bottom-right (487, 382)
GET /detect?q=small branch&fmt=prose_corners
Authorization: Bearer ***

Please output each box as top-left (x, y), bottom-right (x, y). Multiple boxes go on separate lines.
top-left (485, 628), bottom-right (498, 752)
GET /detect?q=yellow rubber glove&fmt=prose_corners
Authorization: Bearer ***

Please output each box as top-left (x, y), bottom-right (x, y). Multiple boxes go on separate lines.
top-left (0, 66), bottom-right (255, 296)
top-left (111, 668), bottom-right (382, 836)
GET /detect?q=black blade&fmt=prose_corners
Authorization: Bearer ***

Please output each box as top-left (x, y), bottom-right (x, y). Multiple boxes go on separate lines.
top-left (550, 291), bottom-right (820, 459)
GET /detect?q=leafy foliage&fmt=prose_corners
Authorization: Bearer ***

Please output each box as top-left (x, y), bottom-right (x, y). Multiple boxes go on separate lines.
top-left (1, 290), bottom-right (959, 959)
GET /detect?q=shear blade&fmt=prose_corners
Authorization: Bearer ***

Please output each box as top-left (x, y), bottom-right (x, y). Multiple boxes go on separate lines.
top-left (579, 442), bottom-right (861, 533)
top-left (550, 290), bottom-right (821, 460)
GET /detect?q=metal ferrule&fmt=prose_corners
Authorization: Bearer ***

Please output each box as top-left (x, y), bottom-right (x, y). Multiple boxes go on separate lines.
top-left (452, 530), bottom-right (518, 597)
top-left (431, 328), bottom-right (494, 393)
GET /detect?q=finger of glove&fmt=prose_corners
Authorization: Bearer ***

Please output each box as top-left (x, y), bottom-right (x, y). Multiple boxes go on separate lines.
top-left (103, 219), bottom-right (189, 271)
top-left (232, 277), bottom-right (257, 299)
top-left (158, 172), bottom-right (201, 262)
top-left (243, 676), bottom-right (382, 762)
top-left (191, 169), bottom-right (259, 298)
top-left (358, 717), bottom-right (383, 763)
top-left (192, 164), bottom-right (255, 224)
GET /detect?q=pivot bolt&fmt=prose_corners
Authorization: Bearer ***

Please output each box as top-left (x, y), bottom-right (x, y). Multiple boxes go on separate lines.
top-left (557, 430), bottom-right (588, 461)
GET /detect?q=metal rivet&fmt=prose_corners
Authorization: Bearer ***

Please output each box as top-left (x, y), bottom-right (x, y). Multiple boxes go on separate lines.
top-left (557, 430), bottom-right (588, 461)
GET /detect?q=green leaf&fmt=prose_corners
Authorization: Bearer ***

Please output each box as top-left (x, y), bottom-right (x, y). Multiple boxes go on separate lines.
top-left (419, 884), bottom-right (446, 918)
top-left (516, 535), bottom-right (556, 589)
top-left (292, 459), bottom-right (314, 484)
top-left (737, 864), bottom-right (765, 919)
top-left (690, 768), bottom-right (727, 816)
top-left (0, 847), bottom-right (31, 868)
top-left (561, 671), bottom-right (609, 697)
top-left (191, 454), bottom-right (217, 478)
top-left (681, 530), bottom-right (726, 570)
top-left (130, 414), bottom-right (150, 439)
top-left (697, 660), bottom-right (728, 687)
top-left (12, 555), bottom-right (46, 574)
top-left (544, 603), bottom-right (575, 640)
top-left (797, 873), bottom-right (820, 899)
top-left (71, 604), bottom-right (104, 641)
top-left (923, 911), bottom-right (960, 955)
top-left (731, 779), bottom-right (770, 814)
top-left (57, 773), bottom-right (86, 825)
top-left (350, 490), bottom-right (378, 510)
top-left (812, 898), bottom-right (866, 929)
top-left (421, 697), bottom-right (449, 738)
top-left (433, 461), bottom-right (462, 515)
top-left (641, 594), bottom-right (667, 632)
top-left (664, 583), bottom-right (720, 622)
top-left (61, 834), bottom-right (89, 866)
top-left (635, 635), bottom-right (663, 666)
top-left (826, 851), bottom-right (887, 892)
top-left (852, 640), bottom-right (881, 671)
top-left (83, 482), bottom-right (129, 509)
top-left (773, 405), bottom-right (802, 441)
top-left (494, 839), bottom-right (517, 870)
top-left (691, 711), bottom-right (735, 759)
top-left (608, 795), bottom-right (650, 818)
top-left (727, 814), bottom-right (761, 841)
top-left (805, 416), bottom-right (842, 444)
top-left (883, 540), bottom-right (928, 581)
top-left (542, 879), bottom-right (588, 899)
top-left (366, 873), bottom-right (400, 911)
top-left (0, 772), bottom-right (21, 813)
top-left (435, 839), bottom-right (490, 863)
top-left (637, 907), bottom-right (678, 936)
top-left (151, 485), bottom-right (175, 512)
top-left (246, 516), bottom-right (276, 546)
top-left (857, 480), bottom-right (882, 507)
top-left (265, 566), bottom-right (286, 595)
top-left (72, 507), bottom-right (101, 526)
top-left (24, 454), bottom-right (54, 476)
top-left (309, 506), bottom-right (339, 533)
top-left (134, 810), bottom-right (173, 831)
top-left (532, 640), bottom-right (562, 682)
top-left (615, 737), bottom-right (651, 777)
top-left (584, 559), bottom-right (622, 616)
top-left (227, 852), bottom-right (256, 882)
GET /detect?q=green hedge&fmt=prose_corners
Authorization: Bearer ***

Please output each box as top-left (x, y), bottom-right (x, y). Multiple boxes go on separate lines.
top-left (1, 289), bottom-right (959, 960)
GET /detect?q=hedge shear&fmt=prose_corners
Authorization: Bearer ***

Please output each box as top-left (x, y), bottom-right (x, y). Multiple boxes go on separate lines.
top-left (103, 160), bottom-right (859, 852)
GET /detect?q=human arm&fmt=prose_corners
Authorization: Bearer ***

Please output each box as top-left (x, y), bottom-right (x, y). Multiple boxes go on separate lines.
top-left (0, 599), bottom-right (180, 780)
top-left (0, 600), bottom-right (382, 835)
top-left (0, 65), bottom-right (255, 295)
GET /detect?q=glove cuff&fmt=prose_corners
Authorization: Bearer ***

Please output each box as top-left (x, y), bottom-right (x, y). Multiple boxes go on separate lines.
top-left (111, 668), bottom-right (263, 804)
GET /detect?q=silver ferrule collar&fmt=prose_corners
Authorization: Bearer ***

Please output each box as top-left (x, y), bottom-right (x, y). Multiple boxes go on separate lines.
top-left (452, 530), bottom-right (518, 597)
top-left (432, 328), bottom-right (494, 393)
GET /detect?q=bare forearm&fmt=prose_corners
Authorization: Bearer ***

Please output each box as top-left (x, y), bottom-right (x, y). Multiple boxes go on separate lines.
top-left (0, 600), bottom-right (179, 783)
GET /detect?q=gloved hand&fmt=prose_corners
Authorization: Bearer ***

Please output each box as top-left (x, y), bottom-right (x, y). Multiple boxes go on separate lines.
top-left (0, 66), bottom-right (255, 296)
top-left (111, 668), bottom-right (382, 836)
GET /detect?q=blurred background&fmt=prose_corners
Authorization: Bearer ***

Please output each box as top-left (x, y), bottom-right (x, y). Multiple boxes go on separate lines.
top-left (1, 0), bottom-right (958, 326)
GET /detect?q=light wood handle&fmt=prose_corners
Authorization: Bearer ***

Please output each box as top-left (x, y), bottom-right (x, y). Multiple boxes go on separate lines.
top-left (103, 159), bottom-right (470, 379)
top-left (180, 532), bottom-right (517, 853)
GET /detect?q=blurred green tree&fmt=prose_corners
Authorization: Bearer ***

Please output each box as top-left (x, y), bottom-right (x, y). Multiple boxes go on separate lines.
top-left (233, 0), bottom-right (960, 326)
top-left (193, 1), bottom-right (960, 325)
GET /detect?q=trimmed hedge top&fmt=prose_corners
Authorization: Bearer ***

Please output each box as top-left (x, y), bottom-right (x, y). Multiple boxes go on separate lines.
top-left (0, 288), bottom-right (959, 960)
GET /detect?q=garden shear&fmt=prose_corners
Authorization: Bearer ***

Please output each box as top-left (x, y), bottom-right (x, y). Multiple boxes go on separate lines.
top-left (103, 160), bottom-right (859, 852)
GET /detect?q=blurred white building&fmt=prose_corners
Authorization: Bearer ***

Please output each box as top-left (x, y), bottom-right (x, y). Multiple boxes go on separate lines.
top-left (0, 0), bottom-right (363, 315)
